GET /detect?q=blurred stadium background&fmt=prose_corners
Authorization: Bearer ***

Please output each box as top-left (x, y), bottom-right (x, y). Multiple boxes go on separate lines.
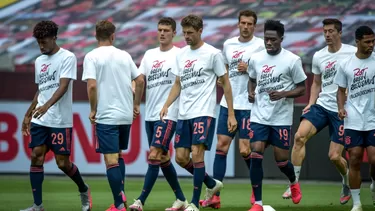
top-left (0, 0), bottom-right (374, 210)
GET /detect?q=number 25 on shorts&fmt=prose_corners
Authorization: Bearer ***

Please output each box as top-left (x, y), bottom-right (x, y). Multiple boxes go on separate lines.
top-left (193, 122), bottom-right (204, 134)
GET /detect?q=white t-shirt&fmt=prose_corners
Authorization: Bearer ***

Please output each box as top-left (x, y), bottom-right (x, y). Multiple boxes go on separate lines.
top-left (139, 46), bottom-right (179, 122)
top-left (82, 46), bottom-right (141, 125)
top-left (333, 53), bottom-right (375, 131)
top-left (172, 43), bottom-right (226, 120)
top-left (220, 36), bottom-right (265, 110)
top-left (312, 44), bottom-right (357, 112)
top-left (31, 48), bottom-right (77, 128)
top-left (248, 49), bottom-right (307, 126)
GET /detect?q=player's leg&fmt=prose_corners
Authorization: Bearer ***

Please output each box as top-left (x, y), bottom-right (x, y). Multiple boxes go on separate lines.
top-left (21, 123), bottom-right (49, 211)
top-left (238, 110), bottom-right (252, 169)
top-left (366, 130), bottom-right (375, 207)
top-left (157, 121), bottom-right (186, 207)
top-left (161, 152), bottom-right (188, 211)
top-left (237, 110), bottom-right (254, 205)
top-left (130, 121), bottom-right (157, 211)
top-left (248, 123), bottom-right (268, 211)
top-left (117, 150), bottom-right (126, 206)
top-left (272, 126), bottom-right (302, 205)
top-left (118, 151), bottom-right (125, 193)
top-left (211, 106), bottom-right (236, 201)
top-left (284, 105), bottom-right (325, 199)
top-left (345, 129), bottom-right (364, 211)
top-left (96, 123), bottom-right (126, 211)
top-left (189, 117), bottom-right (222, 211)
top-left (292, 105), bottom-right (327, 179)
top-left (174, 120), bottom-right (216, 189)
top-left (51, 127), bottom-right (91, 211)
top-left (327, 110), bottom-right (350, 204)
top-left (370, 163), bottom-right (375, 207)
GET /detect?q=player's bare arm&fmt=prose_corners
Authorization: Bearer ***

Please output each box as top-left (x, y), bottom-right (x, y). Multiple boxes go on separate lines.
top-left (248, 77), bottom-right (256, 103)
top-left (33, 78), bottom-right (71, 119)
top-left (304, 74), bottom-right (322, 112)
top-left (160, 76), bottom-right (181, 121)
top-left (269, 81), bottom-right (306, 101)
top-left (133, 74), bottom-right (145, 119)
top-left (87, 79), bottom-right (97, 124)
top-left (218, 73), bottom-right (237, 133)
top-left (22, 90), bottom-right (39, 136)
top-left (336, 86), bottom-right (347, 120)
top-left (216, 64), bottom-right (228, 87)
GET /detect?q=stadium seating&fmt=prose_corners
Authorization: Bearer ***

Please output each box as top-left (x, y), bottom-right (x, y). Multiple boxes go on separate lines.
top-left (0, 0), bottom-right (374, 71)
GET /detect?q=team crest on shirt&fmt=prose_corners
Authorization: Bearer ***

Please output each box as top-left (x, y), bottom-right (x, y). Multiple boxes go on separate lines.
top-left (322, 60), bottom-right (337, 88)
top-left (39, 63), bottom-right (57, 85)
top-left (180, 59), bottom-right (204, 89)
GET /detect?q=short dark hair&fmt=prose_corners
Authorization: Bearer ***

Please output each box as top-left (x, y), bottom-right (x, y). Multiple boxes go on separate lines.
top-left (96, 20), bottom-right (116, 41)
top-left (158, 17), bottom-right (176, 31)
top-left (355, 25), bottom-right (374, 40)
top-left (322, 18), bottom-right (342, 32)
top-left (33, 20), bottom-right (58, 39)
top-left (264, 20), bottom-right (284, 37)
top-left (238, 10), bottom-right (257, 24)
top-left (181, 14), bottom-right (203, 31)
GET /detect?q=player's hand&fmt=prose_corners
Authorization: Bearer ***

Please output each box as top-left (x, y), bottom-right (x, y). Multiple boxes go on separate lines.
top-left (338, 108), bottom-right (347, 120)
top-left (268, 91), bottom-right (285, 101)
top-left (227, 114), bottom-right (237, 133)
top-left (133, 104), bottom-right (140, 119)
top-left (89, 110), bottom-right (96, 124)
top-left (22, 116), bottom-right (31, 136)
top-left (217, 78), bottom-right (223, 87)
top-left (160, 106), bottom-right (168, 123)
top-left (248, 91), bottom-right (255, 103)
top-left (302, 104), bottom-right (312, 114)
top-left (32, 104), bottom-right (49, 119)
top-left (237, 61), bottom-right (248, 72)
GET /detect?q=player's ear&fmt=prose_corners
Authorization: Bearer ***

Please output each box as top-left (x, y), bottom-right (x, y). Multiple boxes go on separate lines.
top-left (110, 33), bottom-right (115, 42)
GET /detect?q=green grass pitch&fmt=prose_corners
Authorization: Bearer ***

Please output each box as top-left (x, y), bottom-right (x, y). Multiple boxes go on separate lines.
top-left (0, 176), bottom-right (373, 211)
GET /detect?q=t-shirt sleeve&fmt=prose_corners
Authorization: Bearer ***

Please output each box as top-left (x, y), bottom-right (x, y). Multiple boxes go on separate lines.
top-left (291, 58), bottom-right (307, 84)
top-left (138, 52), bottom-right (147, 75)
top-left (248, 57), bottom-right (256, 79)
top-left (333, 63), bottom-right (347, 88)
top-left (171, 53), bottom-right (180, 77)
top-left (128, 53), bottom-right (141, 80)
top-left (311, 53), bottom-right (320, 75)
top-left (82, 54), bottom-right (96, 82)
top-left (34, 61), bottom-right (39, 84)
top-left (222, 43), bottom-right (228, 65)
top-left (213, 52), bottom-right (226, 77)
top-left (60, 54), bottom-right (77, 80)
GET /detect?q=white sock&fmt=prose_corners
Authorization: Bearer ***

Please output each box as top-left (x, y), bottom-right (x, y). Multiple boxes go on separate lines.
top-left (255, 201), bottom-right (263, 206)
top-left (294, 166), bottom-right (301, 181)
top-left (341, 169), bottom-right (349, 186)
top-left (371, 178), bottom-right (375, 191)
top-left (351, 189), bottom-right (361, 206)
